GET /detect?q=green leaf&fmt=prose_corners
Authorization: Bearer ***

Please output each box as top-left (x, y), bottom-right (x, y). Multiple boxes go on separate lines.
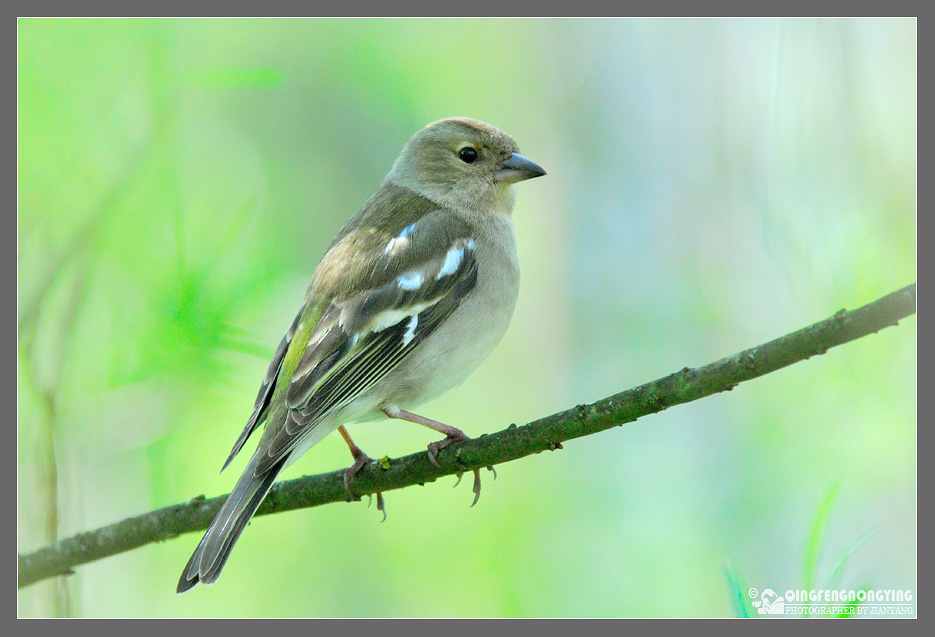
top-left (724, 560), bottom-right (755, 618)
top-left (803, 482), bottom-right (840, 616)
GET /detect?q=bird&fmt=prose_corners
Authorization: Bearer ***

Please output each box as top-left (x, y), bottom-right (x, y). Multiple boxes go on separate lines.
top-left (177, 117), bottom-right (546, 592)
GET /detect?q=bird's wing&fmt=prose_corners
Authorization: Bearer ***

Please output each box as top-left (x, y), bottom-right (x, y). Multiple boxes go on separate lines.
top-left (251, 206), bottom-right (477, 475)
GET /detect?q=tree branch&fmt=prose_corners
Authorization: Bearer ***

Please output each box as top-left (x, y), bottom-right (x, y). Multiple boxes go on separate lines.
top-left (17, 283), bottom-right (917, 589)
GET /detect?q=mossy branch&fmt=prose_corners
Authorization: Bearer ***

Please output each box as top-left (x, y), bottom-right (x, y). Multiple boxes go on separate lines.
top-left (17, 284), bottom-right (916, 589)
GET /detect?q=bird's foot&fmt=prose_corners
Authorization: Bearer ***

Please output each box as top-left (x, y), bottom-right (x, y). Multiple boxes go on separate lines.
top-left (379, 408), bottom-right (495, 506)
top-left (453, 465), bottom-right (497, 506)
top-left (339, 425), bottom-right (386, 520)
top-left (366, 492), bottom-right (387, 522)
top-left (344, 455), bottom-right (387, 521)
top-left (343, 450), bottom-right (374, 502)
top-left (426, 430), bottom-right (470, 468)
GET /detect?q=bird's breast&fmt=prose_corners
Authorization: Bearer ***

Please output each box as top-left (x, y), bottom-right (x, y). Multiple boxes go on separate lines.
top-left (379, 216), bottom-right (520, 407)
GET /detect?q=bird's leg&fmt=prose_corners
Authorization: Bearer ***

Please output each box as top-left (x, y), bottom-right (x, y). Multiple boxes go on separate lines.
top-left (380, 406), bottom-right (496, 506)
top-left (380, 408), bottom-right (467, 467)
top-left (338, 426), bottom-right (385, 520)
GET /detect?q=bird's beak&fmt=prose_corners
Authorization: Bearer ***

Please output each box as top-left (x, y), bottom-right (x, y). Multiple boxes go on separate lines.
top-left (494, 152), bottom-right (547, 183)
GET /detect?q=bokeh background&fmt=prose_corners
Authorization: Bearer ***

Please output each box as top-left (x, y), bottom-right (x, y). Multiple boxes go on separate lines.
top-left (18, 18), bottom-right (915, 617)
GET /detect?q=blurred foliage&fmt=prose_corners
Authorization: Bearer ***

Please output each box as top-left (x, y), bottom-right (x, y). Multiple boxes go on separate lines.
top-left (18, 18), bottom-right (915, 617)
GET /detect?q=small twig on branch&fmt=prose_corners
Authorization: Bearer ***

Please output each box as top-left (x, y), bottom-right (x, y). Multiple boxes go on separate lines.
top-left (17, 283), bottom-right (916, 589)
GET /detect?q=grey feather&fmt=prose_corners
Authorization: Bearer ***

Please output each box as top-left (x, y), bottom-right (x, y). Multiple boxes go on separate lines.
top-left (177, 451), bottom-right (288, 593)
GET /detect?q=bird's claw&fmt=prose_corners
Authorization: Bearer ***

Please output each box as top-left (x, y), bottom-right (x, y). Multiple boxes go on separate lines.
top-left (367, 492), bottom-right (387, 522)
top-left (343, 452), bottom-right (375, 502)
top-left (454, 466), bottom-right (497, 506)
top-left (426, 432), bottom-right (468, 469)
top-left (427, 432), bottom-right (496, 506)
top-left (470, 469), bottom-right (482, 507)
top-left (345, 453), bottom-right (387, 520)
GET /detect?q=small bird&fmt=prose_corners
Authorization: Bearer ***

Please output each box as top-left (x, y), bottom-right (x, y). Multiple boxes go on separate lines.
top-left (177, 117), bottom-right (545, 592)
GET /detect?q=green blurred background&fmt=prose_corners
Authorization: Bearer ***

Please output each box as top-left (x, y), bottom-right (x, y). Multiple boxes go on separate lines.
top-left (17, 18), bottom-right (915, 617)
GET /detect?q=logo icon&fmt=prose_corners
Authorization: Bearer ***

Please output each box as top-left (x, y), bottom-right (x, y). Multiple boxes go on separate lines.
top-left (751, 589), bottom-right (786, 615)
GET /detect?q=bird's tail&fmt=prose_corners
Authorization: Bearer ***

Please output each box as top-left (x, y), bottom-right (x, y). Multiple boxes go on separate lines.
top-left (177, 452), bottom-right (287, 593)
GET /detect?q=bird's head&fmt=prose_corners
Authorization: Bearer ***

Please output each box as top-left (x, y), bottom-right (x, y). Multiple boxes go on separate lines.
top-left (389, 117), bottom-right (546, 214)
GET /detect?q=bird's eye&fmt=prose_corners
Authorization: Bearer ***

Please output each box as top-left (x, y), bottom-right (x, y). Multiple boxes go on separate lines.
top-left (458, 147), bottom-right (478, 164)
